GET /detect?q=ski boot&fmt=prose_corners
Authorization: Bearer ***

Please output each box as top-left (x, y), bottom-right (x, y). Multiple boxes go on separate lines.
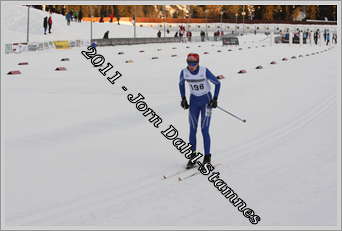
top-left (186, 151), bottom-right (198, 169)
top-left (203, 154), bottom-right (211, 165)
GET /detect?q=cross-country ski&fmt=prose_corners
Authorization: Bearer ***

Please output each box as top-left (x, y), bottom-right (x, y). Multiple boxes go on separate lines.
top-left (178, 163), bottom-right (223, 182)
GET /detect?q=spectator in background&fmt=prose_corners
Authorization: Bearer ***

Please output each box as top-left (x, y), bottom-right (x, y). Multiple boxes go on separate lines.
top-left (73, 11), bottom-right (78, 22)
top-left (157, 30), bottom-right (161, 38)
top-left (307, 30), bottom-right (312, 44)
top-left (303, 31), bottom-right (308, 44)
top-left (48, 15), bottom-right (52, 33)
top-left (200, 30), bottom-right (205, 42)
top-left (174, 31), bottom-right (178, 38)
top-left (326, 32), bottom-right (330, 45)
top-left (179, 30), bottom-right (183, 39)
top-left (43, 16), bottom-right (48, 35)
top-left (323, 29), bottom-right (327, 42)
top-left (332, 33), bottom-right (337, 44)
top-left (293, 32), bottom-right (299, 43)
top-left (213, 31), bottom-right (218, 41)
top-left (66, 11), bottom-right (72, 25)
top-left (78, 9), bottom-right (83, 22)
top-left (186, 30), bottom-right (192, 42)
top-left (314, 30), bottom-right (319, 45)
top-left (70, 9), bottom-right (74, 21)
top-left (91, 41), bottom-right (97, 48)
top-left (103, 31), bottom-right (109, 39)
top-left (167, 29), bottom-right (170, 34)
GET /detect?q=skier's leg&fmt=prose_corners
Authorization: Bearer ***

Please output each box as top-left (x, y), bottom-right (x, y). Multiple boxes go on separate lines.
top-left (188, 102), bottom-right (200, 152)
top-left (200, 103), bottom-right (212, 155)
top-left (186, 102), bottom-right (201, 169)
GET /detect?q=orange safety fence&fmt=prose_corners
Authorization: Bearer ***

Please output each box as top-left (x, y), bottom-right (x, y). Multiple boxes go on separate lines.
top-left (82, 17), bottom-right (217, 23)
top-left (81, 17), bottom-right (337, 25)
top-left (82, 17), bottom-right (131, 22)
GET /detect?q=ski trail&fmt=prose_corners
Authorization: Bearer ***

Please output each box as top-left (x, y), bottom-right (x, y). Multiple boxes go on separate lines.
top-left (215, 93), bottom-right (336, 166)
top-left (165, 93), bottom-right (336, 181)
top-left (5, 171), bottom-right (162, 225)
top-left (6, 92), bottom-right (335, 225)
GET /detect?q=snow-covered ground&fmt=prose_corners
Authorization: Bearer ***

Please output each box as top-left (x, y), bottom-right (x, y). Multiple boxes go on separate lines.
top-left (1, 3), bottom-right (341, 230)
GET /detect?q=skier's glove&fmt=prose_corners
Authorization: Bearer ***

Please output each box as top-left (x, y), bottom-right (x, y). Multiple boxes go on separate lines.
top-left (209, 97), bottom-right (218, 108)
top-left (181, 97), bottom-right (189, 109)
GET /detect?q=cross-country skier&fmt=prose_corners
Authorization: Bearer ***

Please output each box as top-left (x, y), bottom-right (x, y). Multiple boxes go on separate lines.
top-left (179, 53), bottom-right (223, 169)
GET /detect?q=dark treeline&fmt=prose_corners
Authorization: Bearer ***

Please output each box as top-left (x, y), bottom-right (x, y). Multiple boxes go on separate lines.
top-left (31, 5), bottom-right (337, 21)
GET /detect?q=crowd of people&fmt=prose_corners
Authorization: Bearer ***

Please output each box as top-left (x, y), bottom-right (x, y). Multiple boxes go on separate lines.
top-left (171, 25), bottom-right (228, 43)
top-left (173, 25), bottom-right (187, 42)
top-left (213, 30), bottom-right (224, 41)
top-left (42, 8), bottom-right (84, 35)
top-left (43, 15), bottom-right (53, 35)
top-left (311, 29), bottom-right (337, 45)
top-left (65, 9), bottom-right (83, 25)
top-left (156, 25), bottom-right (217, 43)
top-left (41, 12), bottom-right (337, 46)
top-left (280, 29), bottom-right (337, 45)
top-left (323, 29), bottom-right (338, 45)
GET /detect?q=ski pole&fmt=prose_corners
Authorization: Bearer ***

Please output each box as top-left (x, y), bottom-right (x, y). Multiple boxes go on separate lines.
top-left (216, 106), bottom-right (247, 123)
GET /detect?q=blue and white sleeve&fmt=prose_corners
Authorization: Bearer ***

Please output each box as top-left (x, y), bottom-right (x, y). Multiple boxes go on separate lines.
top-left (206, 68), bottom-right (221, 99)
top-left (179, 70), bottom-right (186, 98)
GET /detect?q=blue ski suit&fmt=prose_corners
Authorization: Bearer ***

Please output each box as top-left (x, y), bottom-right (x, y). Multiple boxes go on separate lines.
top-left (179, 66), bottom-right (221, 155)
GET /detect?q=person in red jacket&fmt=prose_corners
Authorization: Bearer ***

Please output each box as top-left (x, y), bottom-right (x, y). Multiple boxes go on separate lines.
top-left (186, 31), bottom-right (192, 42)
top-left (48, 15), bottom-right (52, 33)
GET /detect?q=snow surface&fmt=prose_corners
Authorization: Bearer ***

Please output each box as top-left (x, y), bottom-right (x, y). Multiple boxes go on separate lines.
top-left (1, 3), bottom-right (340, 229)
